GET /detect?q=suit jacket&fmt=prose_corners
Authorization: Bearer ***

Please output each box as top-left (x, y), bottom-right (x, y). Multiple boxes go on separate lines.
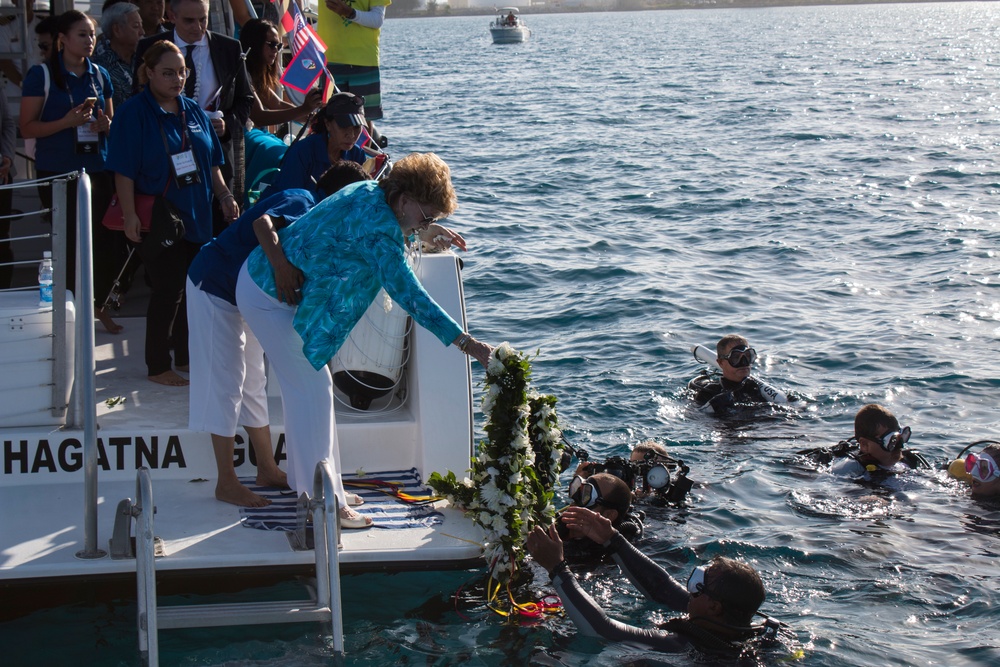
top-left (134, 31), bottom-right (253, 197)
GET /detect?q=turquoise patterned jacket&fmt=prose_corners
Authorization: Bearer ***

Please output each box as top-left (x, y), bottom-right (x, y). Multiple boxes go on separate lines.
top-left (245, 180), bottom-right (463, 370)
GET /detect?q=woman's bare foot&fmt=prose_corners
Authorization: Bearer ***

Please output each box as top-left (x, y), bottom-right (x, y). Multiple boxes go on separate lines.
top-left (97, 308), bottom-right (123, 334)
top-left (256, 468), bottom-right (288, 489)
top-left (148, 370), bottom-right (189, 387)
top-left (216, 478), bottom-right (271, 508)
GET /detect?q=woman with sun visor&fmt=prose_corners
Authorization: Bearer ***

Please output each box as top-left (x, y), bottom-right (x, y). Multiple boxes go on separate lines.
top-left (690, 334), bottom-right (795, 415)
top-left (526, 506), bottom-right (775, 655)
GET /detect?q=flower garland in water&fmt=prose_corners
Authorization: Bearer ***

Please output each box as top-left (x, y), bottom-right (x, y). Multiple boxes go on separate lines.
top-left (428, 343), bottom-right (563, 588)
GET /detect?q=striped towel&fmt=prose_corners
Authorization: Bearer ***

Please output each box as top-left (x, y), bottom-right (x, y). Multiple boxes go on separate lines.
top-left (238, 467), bottom-right (444, 531)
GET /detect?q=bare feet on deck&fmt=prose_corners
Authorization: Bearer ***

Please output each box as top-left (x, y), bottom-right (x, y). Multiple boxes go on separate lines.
top-left (256, 468), bottom-right (288, 489)
top-left (97, 308), bottom-right (123, 334)
top-left (148, 370), bottom-right (189, 386)
top-left (216, 478), bottom-right (271, 508)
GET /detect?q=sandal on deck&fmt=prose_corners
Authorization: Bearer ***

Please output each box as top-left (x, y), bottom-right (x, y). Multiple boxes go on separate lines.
top-left (346, 492), bottom-right (364, 507)
top-left (340, 507), bottom-right (373, 529)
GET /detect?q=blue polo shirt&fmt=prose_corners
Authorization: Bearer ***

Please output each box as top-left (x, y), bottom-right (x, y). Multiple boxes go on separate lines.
top-left (269, 133), bottom-right (367, 197)
top-left (106, 88), bottom-right (224, 245)
top-left (22, 54), bottom-right (113, 173)
top-left (188, 189), bottom-right (317, 305)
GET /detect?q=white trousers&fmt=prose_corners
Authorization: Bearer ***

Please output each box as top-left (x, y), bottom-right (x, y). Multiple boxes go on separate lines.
top-left (187, 277), bottom-right (269, 436)
top-left (236, 263), bottom-right (346, 504)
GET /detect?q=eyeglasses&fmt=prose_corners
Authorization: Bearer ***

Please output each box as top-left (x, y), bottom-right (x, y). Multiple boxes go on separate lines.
top-left (965, 452), bottom-right (1000, 483)
top-left (720, 346), bottom-right (757, 368)
top-left (414, 200), bottom-right (440, 229)
top-left (862, 426), bottom-right (911, 453)
top-left (568, 475), bottom-right (604, 509)
top-left (264, 40), bottom-right (282, 50)
top-left (687, 565), bottom-right (715, 598)
top-left (157, 67), bottom-right (191, 80)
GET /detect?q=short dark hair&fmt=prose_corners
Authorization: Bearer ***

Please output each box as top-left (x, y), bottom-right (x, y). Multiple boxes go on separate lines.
top-left (854, 404), bottom-right (900, 442)
top-left (716, 334), bottom-right (749, 357)
top-left (590, 473), bottom-right (632, 523)
top-left (316, 160), bottom-right (370, 198)
top-left (707, 556), bottom-right (765, 626)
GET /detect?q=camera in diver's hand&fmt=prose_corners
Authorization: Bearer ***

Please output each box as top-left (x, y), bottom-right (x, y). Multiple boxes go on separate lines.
top-left (554, 510), bottom-right (570, 540)
top-left (560, 437), bottom-right (693, 504)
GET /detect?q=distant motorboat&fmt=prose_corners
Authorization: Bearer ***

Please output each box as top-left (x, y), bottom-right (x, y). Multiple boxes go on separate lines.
top-left (490, 7), bottom-right (530, 44)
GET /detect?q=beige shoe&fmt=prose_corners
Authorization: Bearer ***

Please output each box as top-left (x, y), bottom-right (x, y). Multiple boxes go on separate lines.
top-left (339, 507), bottom-right (373, 529)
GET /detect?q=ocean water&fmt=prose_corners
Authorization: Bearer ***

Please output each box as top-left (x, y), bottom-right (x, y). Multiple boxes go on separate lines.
top-left (5, 3), bottom-right (1000, 665)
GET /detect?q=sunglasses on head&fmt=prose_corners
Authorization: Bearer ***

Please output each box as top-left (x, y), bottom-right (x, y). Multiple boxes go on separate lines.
top-left (687, 565), bottom-right (714, 598)
top-left (721, 346), bottom-right (757, 368)
top-left (568, 475), bottom-right (604, 509)
top-left (863, 426), bottom-right (911, 453)
top-left (965, 452), bottom-right (1000, 483)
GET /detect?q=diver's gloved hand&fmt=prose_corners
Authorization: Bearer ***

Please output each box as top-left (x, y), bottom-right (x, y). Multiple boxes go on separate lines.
top-left (708, 390), bottom-right (735, 413)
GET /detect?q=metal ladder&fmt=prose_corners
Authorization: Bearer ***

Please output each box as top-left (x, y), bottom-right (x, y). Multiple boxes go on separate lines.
top-left (124, 461), bottom-right (345, 667)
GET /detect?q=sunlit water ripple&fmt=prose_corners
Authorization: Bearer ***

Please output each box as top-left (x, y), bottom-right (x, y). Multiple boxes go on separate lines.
top-left (4, 3), bottom-right (1000, 666)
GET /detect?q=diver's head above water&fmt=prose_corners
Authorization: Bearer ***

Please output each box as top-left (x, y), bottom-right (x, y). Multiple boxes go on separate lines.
top-left (716, 334), bottom-right (756, 383)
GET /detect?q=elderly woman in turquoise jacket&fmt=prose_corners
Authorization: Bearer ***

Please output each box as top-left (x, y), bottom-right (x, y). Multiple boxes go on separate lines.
top-left (236, 153), bottom-right (492, 529)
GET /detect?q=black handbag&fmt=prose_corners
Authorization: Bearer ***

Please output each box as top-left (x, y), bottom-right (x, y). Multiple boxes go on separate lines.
top-left (140, 196), bottom-right (185, 262)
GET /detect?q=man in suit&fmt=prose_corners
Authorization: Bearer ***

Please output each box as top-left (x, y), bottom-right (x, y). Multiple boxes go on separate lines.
top-left (135, 0), bottom-right (253, 218)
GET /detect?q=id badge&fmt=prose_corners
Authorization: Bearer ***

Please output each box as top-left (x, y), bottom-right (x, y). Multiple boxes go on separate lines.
top-left (170, 149), bottom-right (201, 188)
top-left (75, 123), bottom-right (99, 155)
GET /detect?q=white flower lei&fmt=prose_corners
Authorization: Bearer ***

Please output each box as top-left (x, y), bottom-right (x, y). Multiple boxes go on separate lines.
top-left (428, 343), bottom-right (564, 583)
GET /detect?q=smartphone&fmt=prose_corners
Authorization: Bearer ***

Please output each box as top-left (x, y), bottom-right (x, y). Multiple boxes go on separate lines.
top-left (84, 97), bottom-right (98, 106)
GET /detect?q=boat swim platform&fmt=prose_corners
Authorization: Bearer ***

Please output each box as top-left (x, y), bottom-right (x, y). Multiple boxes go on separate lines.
top-left (0, 254), bottom-right (486, 585)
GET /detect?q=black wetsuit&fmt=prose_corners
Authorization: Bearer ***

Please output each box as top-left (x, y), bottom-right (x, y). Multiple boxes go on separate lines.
top-left (550, 532), bottom-right (746, 653)
top-left (692, 376), bottom-right (777, 414)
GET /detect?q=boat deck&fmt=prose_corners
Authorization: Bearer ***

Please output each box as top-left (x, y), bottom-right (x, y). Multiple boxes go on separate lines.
top-left (1, 260), bottom-right (484, 585)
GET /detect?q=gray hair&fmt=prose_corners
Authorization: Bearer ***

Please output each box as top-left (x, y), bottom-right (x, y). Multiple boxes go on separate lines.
top-left (100, 2), bottom-right (141, 38)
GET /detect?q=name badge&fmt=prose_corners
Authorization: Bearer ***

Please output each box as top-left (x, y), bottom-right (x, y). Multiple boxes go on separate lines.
top-left (170, 149), bottom-right (201, 188)
top-left (75, 123), bottom-right (99, 154)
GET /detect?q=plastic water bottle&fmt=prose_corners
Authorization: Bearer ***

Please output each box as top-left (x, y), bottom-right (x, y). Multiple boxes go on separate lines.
top-left (38, 251), bottom-right (53, 308)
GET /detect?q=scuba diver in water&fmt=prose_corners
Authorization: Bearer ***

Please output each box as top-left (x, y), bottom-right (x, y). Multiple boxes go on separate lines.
top-left (690, 335), bottom-right (795, 416)
top-left (558, 473), bottom-right (643, 545)
top-left (526, 507), bottom-right (780, 655)
top-left (564, 439), bottom-right (694, 507)
top-left (948, 442), bottom-right (1000, 499)
top-left (799, 404), bottom-right (930, 477)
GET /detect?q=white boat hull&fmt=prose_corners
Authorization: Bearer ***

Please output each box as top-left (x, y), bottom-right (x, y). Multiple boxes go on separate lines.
top-left (0, 254), bottom-right (484, 584)
top-left (491, 26), bottom-right (529, 44)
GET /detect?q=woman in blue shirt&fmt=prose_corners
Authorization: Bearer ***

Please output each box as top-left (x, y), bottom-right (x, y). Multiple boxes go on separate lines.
top-left (106, 40), bottom-right (239, 387)
top-left (20, 10), bottom-right (120, 333)
top-left (236, 153), bottom-right (492, 529)
top-left (267, 92), bottom-right (369, 198)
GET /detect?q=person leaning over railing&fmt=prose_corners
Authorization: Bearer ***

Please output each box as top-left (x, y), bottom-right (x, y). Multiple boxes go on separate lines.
top-left (235, 153), bottom-right (492, 529)
top-left (106, 40), bottom-right (239, 387)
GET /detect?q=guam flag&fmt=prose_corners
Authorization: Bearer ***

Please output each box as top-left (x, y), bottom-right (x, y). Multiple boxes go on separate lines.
top-left (278, 1), bottom-right (328, 94)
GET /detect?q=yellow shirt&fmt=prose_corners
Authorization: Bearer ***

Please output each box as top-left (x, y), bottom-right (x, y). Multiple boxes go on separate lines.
top-left (317, 0), bottom-right (392, 67)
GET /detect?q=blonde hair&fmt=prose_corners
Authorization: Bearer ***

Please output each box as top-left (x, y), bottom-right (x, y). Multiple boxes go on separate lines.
top-left (138, 40), bottom-right (183, 87)
top-left (380, 153), bottom-right (458, 216)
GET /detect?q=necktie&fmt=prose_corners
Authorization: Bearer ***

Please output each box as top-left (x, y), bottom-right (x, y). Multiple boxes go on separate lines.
top-left (184, 44), bottom-right (197, 99)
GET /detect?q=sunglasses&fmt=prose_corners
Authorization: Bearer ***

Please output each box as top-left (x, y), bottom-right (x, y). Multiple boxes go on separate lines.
top-left (264, 40), bottom-right (282, 49)
top-left (965, 452), bottom-right (1000, 483)
top-left (687, 565), bottom-right (714, 598)
top-left (721, 346), bottom-right (757, 368)
top-left (414, 200), bottom-right (440, 228)
top-left (862, 426), bottom-right (911, 453)
top-left (568, 475), bottom-right (604, 509)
